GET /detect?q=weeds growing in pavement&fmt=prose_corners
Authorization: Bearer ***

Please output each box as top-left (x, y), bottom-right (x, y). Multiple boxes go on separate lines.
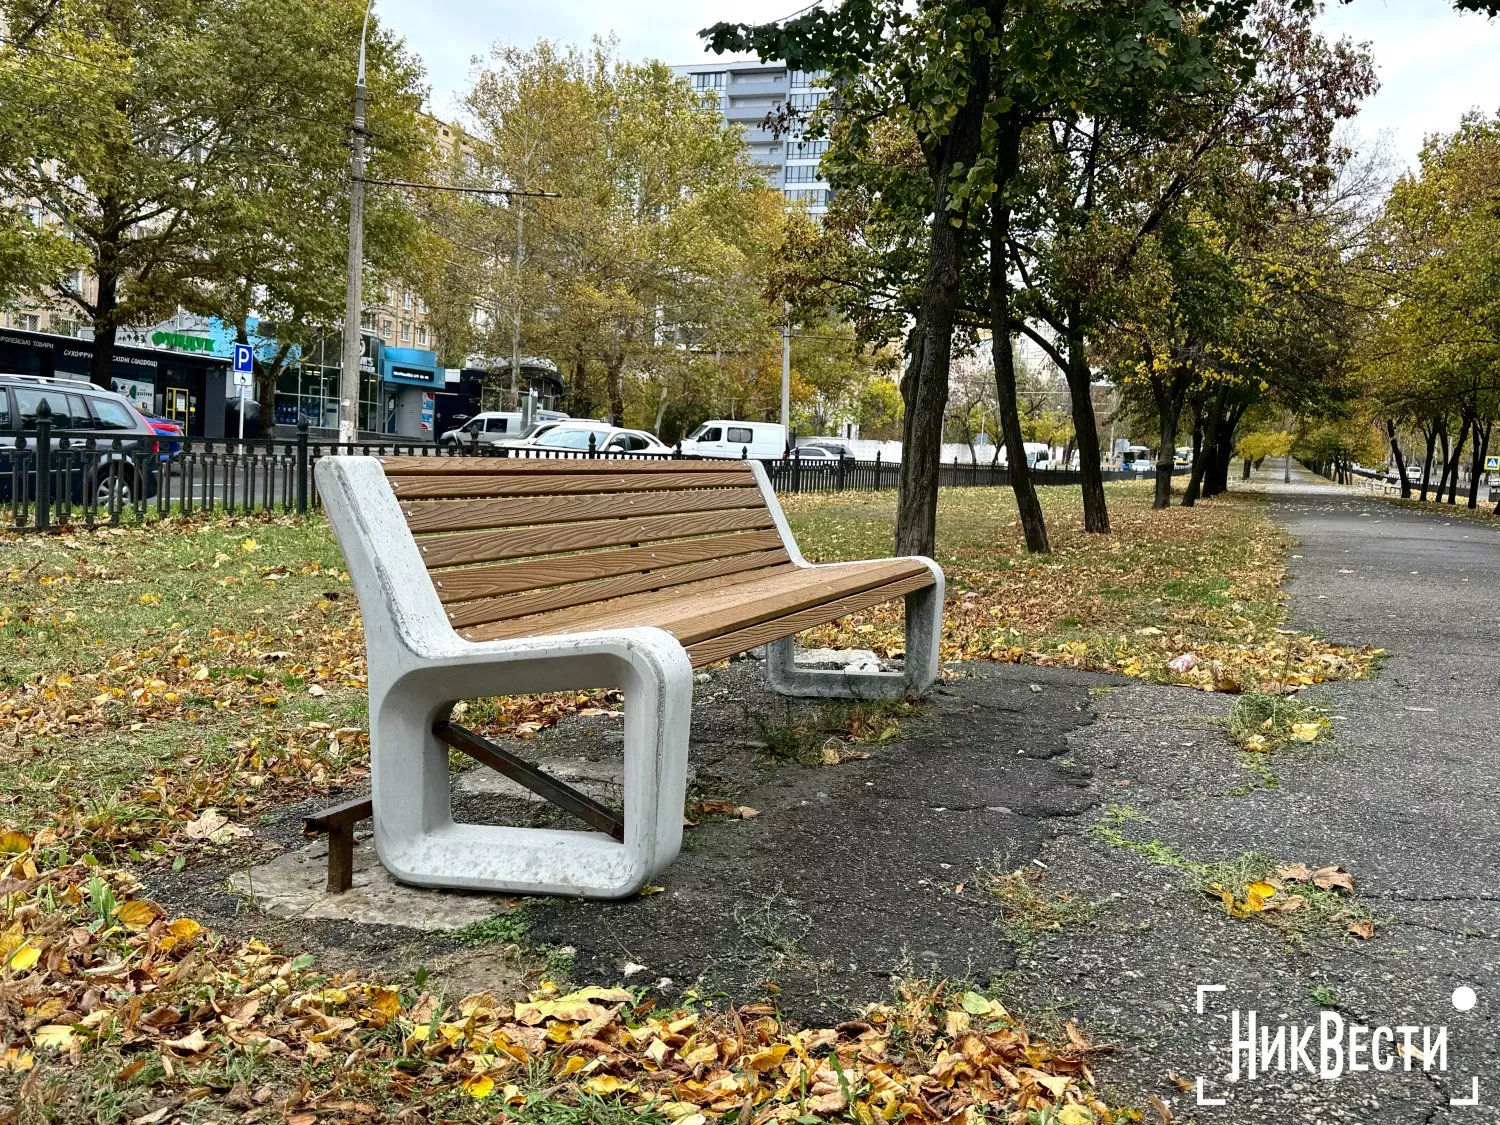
top-left (451, 908), bottom-right (529, 947)
top-left (987, 868), bottom-right (1101, 948)
top-left (750, 697), bottom-right (922, 766)
top-left (1091, 820), bottom-right (1376, 943)
top-left (1227, 690), bottom-right (1331, 754)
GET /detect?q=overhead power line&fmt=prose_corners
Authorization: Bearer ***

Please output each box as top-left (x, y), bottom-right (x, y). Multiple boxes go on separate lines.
top-left (355, 176), bottom-right (559, 199)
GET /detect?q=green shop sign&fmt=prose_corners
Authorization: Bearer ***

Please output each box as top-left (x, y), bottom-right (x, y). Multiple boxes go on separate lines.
top-left (152, 331), bottom-right (218, 354)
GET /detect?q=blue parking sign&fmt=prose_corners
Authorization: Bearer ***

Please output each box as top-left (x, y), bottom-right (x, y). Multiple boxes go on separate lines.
top-left (233, 343), bottom-right (254, 373)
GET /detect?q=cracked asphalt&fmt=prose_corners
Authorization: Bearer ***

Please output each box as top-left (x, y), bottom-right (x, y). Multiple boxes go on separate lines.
top-left (1009, 469), bottom-right (1500, 1124)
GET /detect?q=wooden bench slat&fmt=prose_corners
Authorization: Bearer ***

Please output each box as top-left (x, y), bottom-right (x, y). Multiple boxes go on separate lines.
top-left (434, 530), bottom-right (784, 605)
top-left (560, 560), bottom-right (931, 644)
top-left (418, 508), bottom-right (777, 569)
top-left (469, 560), bottom-right (930, 647)
top-left (464, 562), bottom-right (800, 640)
top-left (455, 553), bottom-right (795, 633)
top-left (402, 486), bottom-right (768, 534)
top-left (684, 572), bottom-right (935, 667)
top-left (381, 456), bottom-right (752, 476)
top-left (390, 470), bottom-right (752, 501)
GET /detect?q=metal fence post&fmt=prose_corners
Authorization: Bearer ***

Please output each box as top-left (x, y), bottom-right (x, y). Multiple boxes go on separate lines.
top-left (34, 398), bottom-right (53, 531)
top-left (874, 449), bottom-right (882, 491)
top-left (296, 421), bottom-right (309, 515)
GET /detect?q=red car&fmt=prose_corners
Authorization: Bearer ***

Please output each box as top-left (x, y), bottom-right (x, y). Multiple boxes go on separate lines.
top-left (142, 413), bottom-right (184, 458)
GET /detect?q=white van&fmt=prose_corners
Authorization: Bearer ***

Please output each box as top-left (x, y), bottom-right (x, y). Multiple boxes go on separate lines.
top-left (997, 441), bottom-right (1054, 469)
top-left (440, 409), bottom-right (568, 448)
top-left (680, 420), bottom-right (787, 459)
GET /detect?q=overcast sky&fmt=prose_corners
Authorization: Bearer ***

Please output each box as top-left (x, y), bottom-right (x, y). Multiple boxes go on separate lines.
top-left (378, 0), bottom-right (1500, 173)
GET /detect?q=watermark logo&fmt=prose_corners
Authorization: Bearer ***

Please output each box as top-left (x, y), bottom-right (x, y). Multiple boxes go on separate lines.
top-left (1194, 983), bottom-right (1481, 1108)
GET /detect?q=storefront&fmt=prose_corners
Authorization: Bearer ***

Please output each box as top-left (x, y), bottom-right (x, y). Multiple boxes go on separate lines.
top-left (0, 326), bottom-right (230, 437)
top-left (272, 333), bottom-right (382, 435)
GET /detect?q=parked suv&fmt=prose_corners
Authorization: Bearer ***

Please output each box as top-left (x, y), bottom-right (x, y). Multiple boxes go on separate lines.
top-left (0, 374), bottom-right (161, 504)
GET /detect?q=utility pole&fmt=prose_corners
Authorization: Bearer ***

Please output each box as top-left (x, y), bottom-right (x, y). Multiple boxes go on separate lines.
top-left (780, 299), bottom-right (791, 435)
top-left (338, 1), bottom-right (373, 445)
top-left (509, 191), bottom-right (525, 411)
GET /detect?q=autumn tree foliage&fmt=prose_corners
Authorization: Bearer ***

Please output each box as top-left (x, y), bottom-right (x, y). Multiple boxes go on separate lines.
top-left (1356, 113), bottom-right (1500, 508)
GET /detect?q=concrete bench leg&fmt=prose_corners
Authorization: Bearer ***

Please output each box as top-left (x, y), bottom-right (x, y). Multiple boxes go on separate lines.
top-left (368, 631), bottom-right (693, 900)
top-left (765, 569), bottom-right (945, 700)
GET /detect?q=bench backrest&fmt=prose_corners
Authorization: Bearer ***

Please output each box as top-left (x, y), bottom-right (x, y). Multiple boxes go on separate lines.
top-left (379, 456), bottom-right (797, 633)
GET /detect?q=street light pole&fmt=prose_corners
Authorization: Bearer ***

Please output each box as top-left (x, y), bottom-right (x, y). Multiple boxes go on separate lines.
top-left (338, 0), bottom-right (373, 445)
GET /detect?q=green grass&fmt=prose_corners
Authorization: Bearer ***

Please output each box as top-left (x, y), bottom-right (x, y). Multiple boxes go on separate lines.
top-left (1308, 984), bottom-right (1339, 1008)
top-left (451, 908), bottom-right (529, 946)
top-left (1090, 819), bottom-right (1374, 942)
top-left (987, 868), bottom-right (1101, 948)
top-left (1226, 691), bottom-right (1331, 754)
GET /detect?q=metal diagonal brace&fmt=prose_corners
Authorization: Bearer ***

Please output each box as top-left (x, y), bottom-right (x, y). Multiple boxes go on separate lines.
top-left (433, 720), bottom-right (626, 842)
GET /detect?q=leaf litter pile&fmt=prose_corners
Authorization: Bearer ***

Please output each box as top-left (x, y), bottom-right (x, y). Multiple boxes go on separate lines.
top-left (0, 837), bottom-right (1120, 1123)
top-left (784, 484), bottom-right (1381, 693)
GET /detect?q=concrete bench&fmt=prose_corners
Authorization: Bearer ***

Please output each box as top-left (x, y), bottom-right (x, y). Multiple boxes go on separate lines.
top-left (316, 455), bottom-right (944, 899)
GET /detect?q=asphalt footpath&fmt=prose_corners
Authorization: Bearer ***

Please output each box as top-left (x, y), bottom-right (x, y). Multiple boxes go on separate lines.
top-left (998, 468), bottom-right (1500, 1124)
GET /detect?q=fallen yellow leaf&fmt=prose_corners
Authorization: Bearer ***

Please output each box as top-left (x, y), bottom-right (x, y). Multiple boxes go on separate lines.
top-left (115, 900), bottom-right (161, 931)
top-left (746, 1044), bottom-right (790, 1072)
top-left (7, 942), bottom-right (40, 972)
top-left (462, 1074), bottom-right (495, 1098)
top-left (582, 1074), bottom-right (634, 1095)
top-left (33, 1025), bottom-right (76, 1051)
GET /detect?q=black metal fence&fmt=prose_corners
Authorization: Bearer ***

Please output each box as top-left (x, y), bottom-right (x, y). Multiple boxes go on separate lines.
top-left (4, 419), bottom-right (1157, 533)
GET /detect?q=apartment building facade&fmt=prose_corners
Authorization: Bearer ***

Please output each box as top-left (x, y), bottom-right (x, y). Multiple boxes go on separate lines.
top-left (671, 59), bottom-right (831, 215)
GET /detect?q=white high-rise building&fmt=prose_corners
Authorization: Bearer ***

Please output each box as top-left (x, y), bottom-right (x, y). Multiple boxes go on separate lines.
top-left (672, 60), bottom-right (831, 215)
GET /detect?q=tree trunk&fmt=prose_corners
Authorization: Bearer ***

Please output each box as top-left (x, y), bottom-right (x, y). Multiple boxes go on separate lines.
top-left (606, 355), bottom-right (625, 428)
top-left (990, 119), bottom-right (1048, 554)
top-left (1151, 381), bottom-right (1185, 509)
top-left (1466, 418), bottom-right (1488, 509)
top-left (1446, 417), bottom-right (1468, 504)
top-left (1433, 418), bottom-right (1452, 500)
top-left (1183, 384), bottom-right (1227, 507)
top-left (1386, 419), bottom-right (1411, 498)
top-left (1418, 423), bottom-right (1437, 500)
top-left (89, 269), bottom-right (120, 390)
top-left (1209, 405), bottom-right (1242, 496)
top-left (894, 68), bottom-right (987, 559)
top-left (1062, 307), bottom-right (1108, 533)
top-left (1242, 457), bottom-right (1251, 480)
top-left (652, 386), bottom-right (669, 435)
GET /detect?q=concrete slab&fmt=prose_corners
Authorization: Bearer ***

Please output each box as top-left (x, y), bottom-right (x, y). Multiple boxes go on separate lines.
top-left (453, 754), bottom-right (697, 802)
top-left (229, 835), bottom-right (511, 931)
top-left (792, 647), bottom-right (885, 673)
